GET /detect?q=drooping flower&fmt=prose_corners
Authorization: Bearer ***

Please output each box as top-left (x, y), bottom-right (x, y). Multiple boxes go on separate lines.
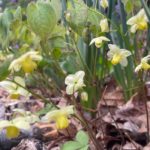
top-left (0, 76), bottom-right (31, 99)
top-left (0, 117), bottom-right (31, 138)
top-left (9, 51), bottom-right (42, 73)
top-left (127, 9), bottom-right (148, 33)
top-left (100, 18), bottom-right (109, 33)
top-left (100, 0), bottom-right (108, 9)
top-left (107, 44), bottom-right (131, 67)
top-left (135, 55), bottom-right (150, 72)
top-left (90, 36), bottom-right (110, 48)
top-left (65, 71), bottom-right (85, 95)
top-left (42, 106), bottom-right (74, 130)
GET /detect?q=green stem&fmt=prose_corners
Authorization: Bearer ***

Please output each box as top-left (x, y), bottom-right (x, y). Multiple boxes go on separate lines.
top-left (8, 79), bottom-right (58, 108)
top-left (73, 39), bottom-right (93, 79)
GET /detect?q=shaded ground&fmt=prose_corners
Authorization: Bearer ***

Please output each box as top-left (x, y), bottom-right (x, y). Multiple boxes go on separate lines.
top-left (1, 84), bottom-right (150, 150)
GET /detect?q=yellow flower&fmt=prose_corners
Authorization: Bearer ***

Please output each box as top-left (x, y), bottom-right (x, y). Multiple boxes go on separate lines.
top-left (56, 115), bottom-right (69, 129)
top-left (42, 106), bottom-right (74, 130)
top-left (135, 55), bottom-right (150, 72)
top-left (100, 18), bottom-right (109, 33)
top-left (107, 44), bottom-right (131, 67)
top-left (9, 51), bottom-right (42, 73)
top-left (65, 71), bottom-right (85, 95)
top-left (90, 36), bottom-right (110, 48)
top-left (0, 76), bottom-right (31, 99)
top-left (0, 117), bottom-right (31, 138)
top-left (100, 0), bottom-right (108, 9)
top-left (127, 9), bottom-right (148, 33)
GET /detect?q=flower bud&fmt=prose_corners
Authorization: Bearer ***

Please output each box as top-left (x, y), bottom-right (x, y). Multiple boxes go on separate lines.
top-left (81, 92), bottom-right (88, 101)
top-left (100, 18), bottom-right (109, 33)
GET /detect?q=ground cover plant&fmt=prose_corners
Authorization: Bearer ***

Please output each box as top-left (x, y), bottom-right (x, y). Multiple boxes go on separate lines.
top-left (0, 0), bottom-right (150, 149)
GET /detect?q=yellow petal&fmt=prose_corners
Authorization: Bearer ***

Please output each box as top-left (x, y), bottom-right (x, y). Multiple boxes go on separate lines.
top-left (56, 115), bottom-right (69, 130)
top-left (138, 21), bottom-right (148, 30)
top-left (9, 93), bottom-right (20, 99)
top-left (111, 53), bottom-right (122, 65)
top-left (142, 62), bottom-right (150, 70)
top-left (21, 58), bottom-right (37, 73)
top-left (6, 126), bottom-right (20, 138)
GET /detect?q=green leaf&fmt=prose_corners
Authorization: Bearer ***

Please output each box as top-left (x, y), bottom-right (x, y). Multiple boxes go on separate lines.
top-left (50, 0), bottom-right (62, 21)
top-left (36, 103), bottom-right (56, 116)
top-left (66, 1), bottom-right (103, 36)
top-left (66, 2), bottom-right (88, 35)
top-left (61, 54), bottom-right (79, 73)
top-left (0, 9), bottom-right (13, 48)
top-left (87, 7), bottom-right (103, 29)
top-left (1, 9), bottom-right (13, 29)
top-left (76, 130), bottom-right (89, 146)
top-left (52, 48), bottom-right (62, 59)
top-left (14, 6), bottom-right (22, 21)
top-left (122, 0), bottom-right (141, 14)
top-left (48, 36), bottom-right (65, 51)
top-left (141, 0), bottom-right (150, 21)
top-left (50, 25), bottom-right (66, 38)
top-left (0, 59), bottom-right (10, 81)
top-left (80, 145), bottom-right (89, 150)
top-left (27, 1), bottom-right (57, 39)
top-left (62, 141), bottom-right (83, 150)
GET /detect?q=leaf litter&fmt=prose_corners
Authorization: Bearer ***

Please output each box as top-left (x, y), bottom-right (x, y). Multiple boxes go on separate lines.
top-left (1, 83), bottom-right (150, 150)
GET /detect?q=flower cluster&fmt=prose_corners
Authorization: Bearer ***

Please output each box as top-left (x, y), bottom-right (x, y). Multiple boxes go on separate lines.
top-left (88, 8), bottom-right (150, 70)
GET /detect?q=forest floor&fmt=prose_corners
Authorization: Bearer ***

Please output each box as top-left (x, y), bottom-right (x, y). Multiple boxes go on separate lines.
top-left (0, 81), bottom-right (150, 150)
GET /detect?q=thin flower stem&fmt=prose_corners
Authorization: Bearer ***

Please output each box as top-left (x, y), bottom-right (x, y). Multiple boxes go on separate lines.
top-left (73, 39), bottom-right (93, 79)
top-left (93, 48), bottom-right (98, 78)
top-left (8, 79), bottom-right (59, 109)
top-left (72, 95), bottom-right (103, 150)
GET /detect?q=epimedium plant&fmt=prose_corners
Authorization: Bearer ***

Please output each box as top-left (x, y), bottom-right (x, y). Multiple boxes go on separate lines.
top-left (64, 0), bottom-right (150, 101)
top-left (0, 0), bottom-right (150, 150)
